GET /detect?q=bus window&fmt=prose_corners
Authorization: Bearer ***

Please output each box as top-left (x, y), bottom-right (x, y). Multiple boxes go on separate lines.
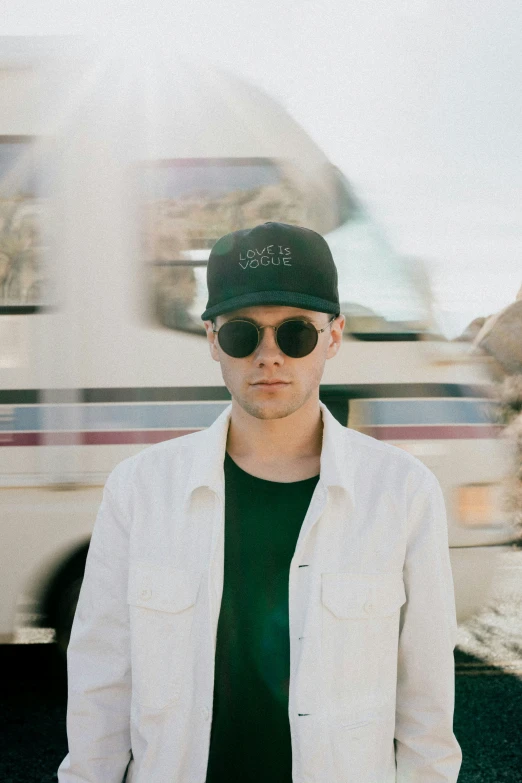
top-left (141, 156), bottom-right (353, 333)
top-left (0, 136), bottom-right (46, 314)
top-left (141, 157), bottom-right (431, 337)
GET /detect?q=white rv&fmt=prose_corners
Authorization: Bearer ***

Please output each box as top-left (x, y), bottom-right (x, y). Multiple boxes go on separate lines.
top-left (0, 38), bottom-right (517, 652)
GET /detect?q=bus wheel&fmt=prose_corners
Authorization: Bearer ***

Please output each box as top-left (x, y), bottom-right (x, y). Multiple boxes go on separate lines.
top-left (55, 575), bottom-right (83, 657)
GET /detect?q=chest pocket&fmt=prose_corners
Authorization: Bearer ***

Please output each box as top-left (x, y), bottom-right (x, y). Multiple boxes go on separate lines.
top-left (322, 571), bottom-right (406, 619)
top-left (321, 571), bottom-right (406, 715)
top-left (127, 560), bottom-right (202, 712)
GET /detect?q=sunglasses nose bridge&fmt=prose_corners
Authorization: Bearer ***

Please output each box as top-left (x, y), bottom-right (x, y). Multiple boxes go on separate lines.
top-left (255, 324), bottom-right (283, 354)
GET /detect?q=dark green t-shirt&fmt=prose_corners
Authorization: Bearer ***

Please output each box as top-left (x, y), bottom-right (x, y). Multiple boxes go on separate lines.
top-left (205, 450), bottom-right (320, 783)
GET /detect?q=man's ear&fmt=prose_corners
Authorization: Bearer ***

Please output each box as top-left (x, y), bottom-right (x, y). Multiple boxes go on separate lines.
top-left (326, 313), bottom-right (345, 359)
top-left (203, 319), bottom-right (220, 362)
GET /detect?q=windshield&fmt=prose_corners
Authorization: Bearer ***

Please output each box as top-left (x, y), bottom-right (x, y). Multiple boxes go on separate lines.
top-left (142, 158), bottom-right (432, 336)
top-left (328, 177), bottom-right (430, 333)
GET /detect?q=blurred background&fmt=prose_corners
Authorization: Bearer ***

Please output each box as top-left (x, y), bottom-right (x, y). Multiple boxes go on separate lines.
top-left (0, 2), bottom-right (521, 780)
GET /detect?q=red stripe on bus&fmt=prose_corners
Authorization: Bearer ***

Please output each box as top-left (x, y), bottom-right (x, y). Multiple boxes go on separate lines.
top-left (0, 430), bottom-right (202, 446)
top-left (359, 424), bottom-right (504, 439)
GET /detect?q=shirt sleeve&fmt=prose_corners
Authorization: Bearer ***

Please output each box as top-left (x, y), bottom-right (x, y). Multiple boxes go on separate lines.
top-left (394, 467), bottom-right (463, 782)
top-left (57, 467), bottom-right (132, 783)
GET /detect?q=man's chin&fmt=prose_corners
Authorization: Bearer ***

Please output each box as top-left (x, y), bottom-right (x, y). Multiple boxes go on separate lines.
top-left (234, 395), bottom-right (300, 421)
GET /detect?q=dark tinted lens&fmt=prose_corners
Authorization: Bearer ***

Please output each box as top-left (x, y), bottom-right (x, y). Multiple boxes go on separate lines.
top-left (277, 320), bottom-right (318, 357)
top-left (217, 320), bottom-right (259, 357)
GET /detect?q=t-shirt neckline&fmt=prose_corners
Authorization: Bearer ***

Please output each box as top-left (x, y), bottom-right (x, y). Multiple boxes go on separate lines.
top-left (224, 450), bottom-right (320, 485)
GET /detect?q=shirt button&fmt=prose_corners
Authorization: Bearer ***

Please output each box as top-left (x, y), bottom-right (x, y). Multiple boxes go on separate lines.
top-left (201, 706), bottom-right (210, 720)
top-left (140, 588), bottom-right (152, 600)
top-left (364, 600), bottom-right (374, 613)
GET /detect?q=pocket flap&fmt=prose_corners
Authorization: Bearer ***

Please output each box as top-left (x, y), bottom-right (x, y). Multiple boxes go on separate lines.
top-left (321, 571), bottom-right (406, 619)
top-left (339, 704), bottom-right (380, 729)
top-left (127, 560), bottom-right (203, 613)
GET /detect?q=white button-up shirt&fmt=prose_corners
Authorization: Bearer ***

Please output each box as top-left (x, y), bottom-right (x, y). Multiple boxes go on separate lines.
top-left (58, 400), bottom-right (462, 783)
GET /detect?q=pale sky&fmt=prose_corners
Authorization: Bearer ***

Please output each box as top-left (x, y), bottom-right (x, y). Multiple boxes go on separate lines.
top-left (1, 0), bottom-right (521, 337)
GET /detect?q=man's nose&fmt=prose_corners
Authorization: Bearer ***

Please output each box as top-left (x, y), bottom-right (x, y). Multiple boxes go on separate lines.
top-left (254, 326), bottom-right (284, 358)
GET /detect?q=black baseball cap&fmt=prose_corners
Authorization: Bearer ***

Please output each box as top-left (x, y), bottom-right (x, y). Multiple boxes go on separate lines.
top-left (200, 222), bottom-right (340, 321)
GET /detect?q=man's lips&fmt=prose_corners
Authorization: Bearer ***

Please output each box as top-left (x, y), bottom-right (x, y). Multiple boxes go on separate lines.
top-left (252, 380), bottom-right (290, 385)
top-left (252, 381), bottom-right (290, 390)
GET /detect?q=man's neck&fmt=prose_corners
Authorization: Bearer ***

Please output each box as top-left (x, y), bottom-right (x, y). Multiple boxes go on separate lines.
top-left (226, 395), bottom-right (323, 466)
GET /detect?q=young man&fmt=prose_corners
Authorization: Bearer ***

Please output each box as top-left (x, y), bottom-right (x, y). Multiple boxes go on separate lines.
top-left (58, 222), bottom-right (462, 782)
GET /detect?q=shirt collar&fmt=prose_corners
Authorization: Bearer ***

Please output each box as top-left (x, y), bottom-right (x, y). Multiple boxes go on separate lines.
top-left (186, 399), bottom-right (355, 504)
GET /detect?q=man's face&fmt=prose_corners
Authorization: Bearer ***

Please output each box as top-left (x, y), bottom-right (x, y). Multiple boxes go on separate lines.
top-left (203, 305), bottom-right (345, 420)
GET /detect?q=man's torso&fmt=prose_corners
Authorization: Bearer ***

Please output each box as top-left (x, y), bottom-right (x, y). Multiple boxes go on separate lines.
top-left (205, 450), bottom-right (320, 782)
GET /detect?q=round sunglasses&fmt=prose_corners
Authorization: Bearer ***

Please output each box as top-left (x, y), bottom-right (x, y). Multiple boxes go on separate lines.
top-left (212, 314), bottom-right (337, 358)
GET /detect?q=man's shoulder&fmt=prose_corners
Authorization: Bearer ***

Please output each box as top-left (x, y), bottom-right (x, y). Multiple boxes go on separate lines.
top-left (105, 429), bottom-right (207, 490)
top-left (344, 425), bottom-right (436, 486)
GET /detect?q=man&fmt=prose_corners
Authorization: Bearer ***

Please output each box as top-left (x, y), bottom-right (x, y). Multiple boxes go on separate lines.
top-left (58, 222), bottom-right (462, 782)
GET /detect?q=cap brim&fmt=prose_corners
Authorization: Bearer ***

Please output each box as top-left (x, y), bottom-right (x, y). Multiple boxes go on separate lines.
top-left (201, 290), bottom-right (340, 320)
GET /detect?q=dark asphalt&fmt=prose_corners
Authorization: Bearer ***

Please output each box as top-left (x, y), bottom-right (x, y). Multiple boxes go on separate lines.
top-left (0, 640), bottom-right (521, 782)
